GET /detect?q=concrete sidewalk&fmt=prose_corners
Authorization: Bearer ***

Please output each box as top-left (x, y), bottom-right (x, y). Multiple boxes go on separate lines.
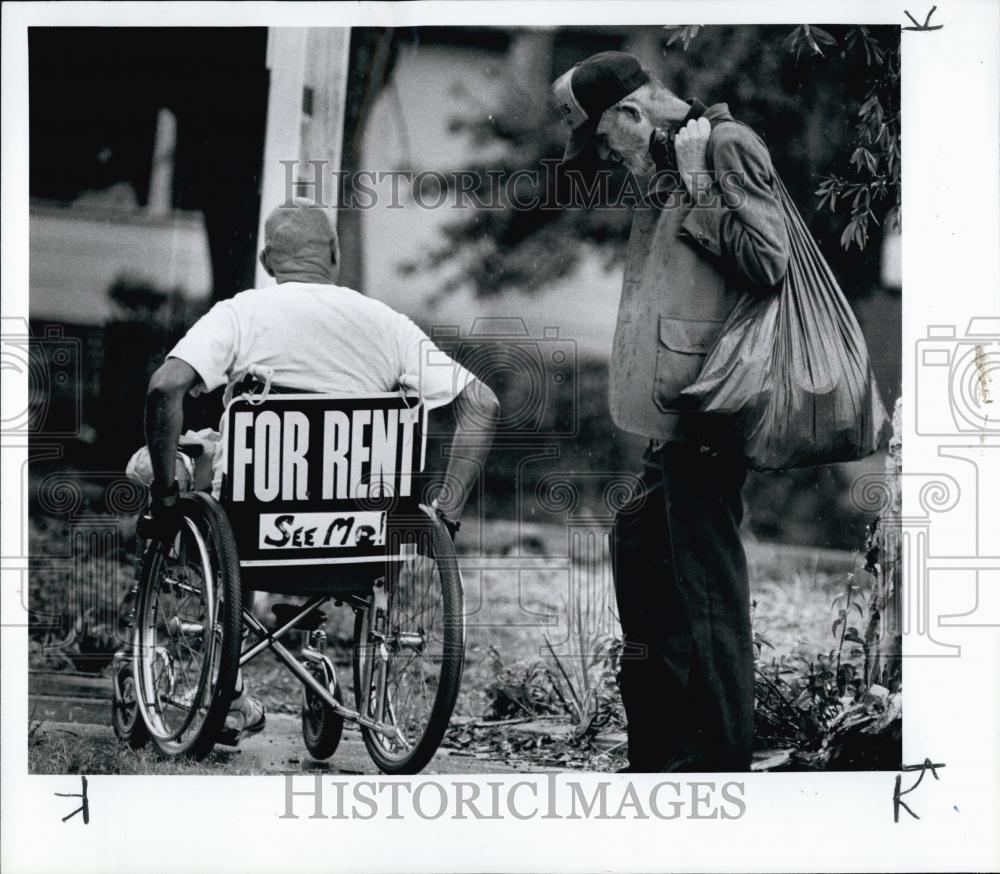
top-left (29, 672), bottom-right (548, 775)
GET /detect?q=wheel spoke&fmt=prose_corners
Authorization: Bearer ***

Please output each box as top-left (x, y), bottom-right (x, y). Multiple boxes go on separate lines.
top-left (358, 540), bottom-right (458, 765)
top-left (133, 500), bottom-right (236, 755)
top-left (385, 694), bottom-right (413, 751)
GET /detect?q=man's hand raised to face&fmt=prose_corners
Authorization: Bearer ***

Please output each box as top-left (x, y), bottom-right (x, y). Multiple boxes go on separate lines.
top-left (674, 116), bottom-right (712, 199)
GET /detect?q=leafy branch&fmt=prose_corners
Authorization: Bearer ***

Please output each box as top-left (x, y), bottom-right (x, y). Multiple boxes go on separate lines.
top-left (781, 24), bottom-right (838, 60)
top-left (812, 26), bottom-right (901, 249)
top-left (673, 24), bottom-right (901, 252)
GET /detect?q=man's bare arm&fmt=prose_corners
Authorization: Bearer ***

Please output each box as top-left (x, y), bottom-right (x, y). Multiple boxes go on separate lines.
top-left (145, 358), bottom-right (201, 490)
top-left (434, 379), bottom-right (500, 520)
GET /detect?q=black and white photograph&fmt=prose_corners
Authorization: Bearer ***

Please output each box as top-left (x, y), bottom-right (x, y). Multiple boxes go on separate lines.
top-left (2, 2), bottom-right (998, 872)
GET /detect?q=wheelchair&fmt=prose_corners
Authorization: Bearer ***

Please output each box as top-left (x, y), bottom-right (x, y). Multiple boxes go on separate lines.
top-left (112, 387), bottom-right (465, 775)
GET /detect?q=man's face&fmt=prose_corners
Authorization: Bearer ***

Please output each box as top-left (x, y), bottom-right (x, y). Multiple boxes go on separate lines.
top-left (593, 97), bottom-right (655, 180)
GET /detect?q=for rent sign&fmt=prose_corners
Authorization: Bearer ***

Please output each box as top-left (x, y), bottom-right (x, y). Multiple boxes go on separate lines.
top-left (223, 393), bottom-right (425, 567)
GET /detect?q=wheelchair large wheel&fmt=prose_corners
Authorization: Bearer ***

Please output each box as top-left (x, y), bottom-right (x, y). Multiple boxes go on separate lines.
top-left (352, 508), bottom-right (464, 774)
top-left (133, 493), bottom-right (242, 760)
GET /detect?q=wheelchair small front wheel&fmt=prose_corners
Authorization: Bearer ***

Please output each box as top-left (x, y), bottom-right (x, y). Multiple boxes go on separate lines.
top-left (301, 660), bottom-right (345, 761)
top-left (353, 508), bottom-right (465, 774)
top-left (132, 493), bottom-right (242, 760)
top-left (111, 661), bottom-right (149, 749)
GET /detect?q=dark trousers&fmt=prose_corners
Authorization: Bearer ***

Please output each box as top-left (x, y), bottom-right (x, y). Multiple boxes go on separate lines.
top-left (609, 441), bottom-right (753, 772)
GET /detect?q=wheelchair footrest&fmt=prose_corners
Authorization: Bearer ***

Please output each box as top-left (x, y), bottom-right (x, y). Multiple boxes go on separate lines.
top-left (271, 603), bottom-right (327, 631)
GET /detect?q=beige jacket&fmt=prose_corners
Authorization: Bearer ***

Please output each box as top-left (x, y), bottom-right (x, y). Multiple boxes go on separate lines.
top-left (610, 103), bottom-right (789, 443)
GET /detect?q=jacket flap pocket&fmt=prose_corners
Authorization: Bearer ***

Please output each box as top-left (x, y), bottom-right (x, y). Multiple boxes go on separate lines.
top-left (658, 317), bottom-right (724, 354)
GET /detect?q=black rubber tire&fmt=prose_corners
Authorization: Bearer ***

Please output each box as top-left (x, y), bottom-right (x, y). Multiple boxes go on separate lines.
top-left (352, 510), bottom-right (464, 774)
top-left (111, 662), bottom-right (150, 749)
top-left (134, 492), bottom-right (242, 760)
top-left (301, 662), bottom-right (345, 761)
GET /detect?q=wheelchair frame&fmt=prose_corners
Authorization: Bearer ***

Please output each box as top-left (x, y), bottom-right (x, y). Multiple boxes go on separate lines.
top-left (113, 391), bottom-right (466, 774)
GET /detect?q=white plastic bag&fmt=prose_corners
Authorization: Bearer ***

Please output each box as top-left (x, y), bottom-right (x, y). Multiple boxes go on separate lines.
top-left (125, 428), bottom-right (221, 491)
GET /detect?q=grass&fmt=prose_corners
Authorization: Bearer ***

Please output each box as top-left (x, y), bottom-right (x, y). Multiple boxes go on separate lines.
top-left (28, 724), bottom-right (266, 775)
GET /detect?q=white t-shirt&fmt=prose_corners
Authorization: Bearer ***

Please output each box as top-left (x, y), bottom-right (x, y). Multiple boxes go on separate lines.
top-left (169, 282), bottom-right (473, 404)
top-left (167, 282), bottom-right (475, 494)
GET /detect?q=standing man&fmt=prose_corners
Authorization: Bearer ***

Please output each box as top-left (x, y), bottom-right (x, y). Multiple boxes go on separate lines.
top-left (552, 52), bottom-right (789, 771)
top-left (142, 199), bottom-right (499, 743)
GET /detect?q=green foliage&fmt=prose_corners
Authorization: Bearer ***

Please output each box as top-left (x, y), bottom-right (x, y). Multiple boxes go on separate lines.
top-left (662, 25), bottom-right (703, 51)
top-left (782, 24), bottom-right (838, 60)
top-left (542, 607), bottom-right (625, 739)
top-left (752, 556), bottom-right (901, 769)
top-left (483, 645), bottom-right (568, 720)
top-left (484, 592), bottom-right (625, 739)
top-left (813, 27), bottom-right (901, 249)
top-left (831, 572), bottom-right (870, 688)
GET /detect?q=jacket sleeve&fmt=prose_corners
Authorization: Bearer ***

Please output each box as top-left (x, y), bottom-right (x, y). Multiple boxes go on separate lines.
top-left (679, 125), bottom-right (789, 288)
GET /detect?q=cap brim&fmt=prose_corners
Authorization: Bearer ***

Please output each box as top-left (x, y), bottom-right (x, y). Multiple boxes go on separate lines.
top-left (561, 119), bottom-right (597, 163)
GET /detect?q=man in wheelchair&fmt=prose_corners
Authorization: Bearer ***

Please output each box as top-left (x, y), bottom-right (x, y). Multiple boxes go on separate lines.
top-left (139, 199), bottom-right (499, 746)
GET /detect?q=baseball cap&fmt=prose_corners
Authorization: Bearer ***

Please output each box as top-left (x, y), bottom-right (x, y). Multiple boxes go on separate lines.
top-left (551, 51), bottom-right (650, 162)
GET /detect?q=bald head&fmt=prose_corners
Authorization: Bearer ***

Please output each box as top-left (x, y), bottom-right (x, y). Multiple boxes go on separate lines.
top-left (259, 199), bottom-right (340, 285)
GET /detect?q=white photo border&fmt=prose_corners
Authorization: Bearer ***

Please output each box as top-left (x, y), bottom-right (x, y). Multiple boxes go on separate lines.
top-left (3, 2), bottom-right (999, 872)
